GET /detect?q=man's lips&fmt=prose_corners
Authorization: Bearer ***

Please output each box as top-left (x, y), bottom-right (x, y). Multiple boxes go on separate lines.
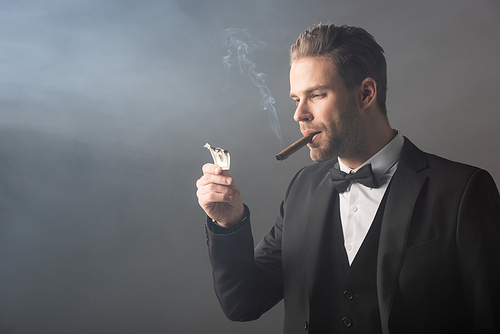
top-left (304, 131), bottom-right (322, 144)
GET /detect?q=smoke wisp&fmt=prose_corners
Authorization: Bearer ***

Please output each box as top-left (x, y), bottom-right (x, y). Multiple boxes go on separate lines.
top-left (221, 28), bottom-right (284, 150)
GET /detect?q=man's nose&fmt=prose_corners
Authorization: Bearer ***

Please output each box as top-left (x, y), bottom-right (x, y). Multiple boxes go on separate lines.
top-left (293, 103), bottom-right (313, 123)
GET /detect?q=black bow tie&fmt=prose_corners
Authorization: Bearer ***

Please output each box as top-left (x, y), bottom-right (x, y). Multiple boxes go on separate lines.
top-left (330, 163), bottom-right (379, 193)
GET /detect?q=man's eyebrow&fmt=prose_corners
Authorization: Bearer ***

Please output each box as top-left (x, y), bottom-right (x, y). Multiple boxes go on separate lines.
top-left (290, 85), bottom-right (329, 98)
top-left (305, 85), bottom-right (329, 93)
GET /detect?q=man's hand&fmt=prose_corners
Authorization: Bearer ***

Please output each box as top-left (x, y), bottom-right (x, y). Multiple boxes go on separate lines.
top-left (196, 163), bottom-right (245, 227)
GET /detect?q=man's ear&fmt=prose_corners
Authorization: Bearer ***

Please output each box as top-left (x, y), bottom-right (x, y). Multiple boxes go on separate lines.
top-left (360, 77), bottom-right (377, 109)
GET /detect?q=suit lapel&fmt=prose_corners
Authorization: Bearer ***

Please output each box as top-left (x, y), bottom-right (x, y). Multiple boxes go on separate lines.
top-left (377, 138), bottom-right (428, 334)
top-left (306, 169), bottom-right (337, 297)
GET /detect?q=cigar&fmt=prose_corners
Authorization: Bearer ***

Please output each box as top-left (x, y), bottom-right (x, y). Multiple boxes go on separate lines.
top-left (276, 132), bottom-right (318, 161)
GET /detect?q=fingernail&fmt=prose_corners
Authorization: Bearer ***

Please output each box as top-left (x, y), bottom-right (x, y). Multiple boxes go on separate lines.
top-left (226, 177), bottom-right (231, 184)
top-left (214, 167), bottom-right (220, 174)
top-left (228, 195), bottom-right (234, 200)
top-left (234, 190), bottom-right (240, 197)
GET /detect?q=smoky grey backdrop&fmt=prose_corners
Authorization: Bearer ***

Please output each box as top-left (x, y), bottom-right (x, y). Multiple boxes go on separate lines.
top-left (1, 0), bottom-right (499, 333)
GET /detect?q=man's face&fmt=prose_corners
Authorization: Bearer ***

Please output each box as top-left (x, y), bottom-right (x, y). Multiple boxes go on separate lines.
top-left (289, 57), bottom-right (364, 162)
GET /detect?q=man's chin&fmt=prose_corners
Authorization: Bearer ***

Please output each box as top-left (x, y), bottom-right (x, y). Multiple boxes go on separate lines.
top-left (310, 149), bottom-right (332, 163)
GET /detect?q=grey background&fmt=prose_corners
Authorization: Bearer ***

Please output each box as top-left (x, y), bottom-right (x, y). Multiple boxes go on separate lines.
top-left (1, 0), bottom-right (499, 333)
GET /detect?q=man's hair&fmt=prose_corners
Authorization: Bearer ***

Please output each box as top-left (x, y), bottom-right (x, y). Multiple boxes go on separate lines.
top-left (290, 24), bottom-right (388, 116)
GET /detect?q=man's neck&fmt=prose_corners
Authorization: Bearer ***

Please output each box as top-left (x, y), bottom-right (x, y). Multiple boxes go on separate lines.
top-left (339, 128), bottom-right (396, 169)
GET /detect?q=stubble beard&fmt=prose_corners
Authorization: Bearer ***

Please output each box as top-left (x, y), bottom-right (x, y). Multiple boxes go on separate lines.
top-left (310, 98), bottom-right (364, 163)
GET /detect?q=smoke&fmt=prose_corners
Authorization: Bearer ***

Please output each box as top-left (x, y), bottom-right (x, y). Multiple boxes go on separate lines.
top-left (221, 28), bottom-right (284, 150)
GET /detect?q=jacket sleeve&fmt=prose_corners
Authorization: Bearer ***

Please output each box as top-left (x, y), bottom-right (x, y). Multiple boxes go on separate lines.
top-left (206, 203), bottom-right (285, 321)
top-left (456, 169), bottom-right (500, 332)
top-left (205, 166), bottom-right (309, 322)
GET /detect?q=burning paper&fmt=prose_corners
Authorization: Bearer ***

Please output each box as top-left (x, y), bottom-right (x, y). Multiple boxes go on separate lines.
top-left (204, 143), bottom-right (230, 170)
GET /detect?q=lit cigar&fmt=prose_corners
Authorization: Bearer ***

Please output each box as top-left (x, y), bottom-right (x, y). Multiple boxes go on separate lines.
top-left (276, 132), bottom-right (319, 161)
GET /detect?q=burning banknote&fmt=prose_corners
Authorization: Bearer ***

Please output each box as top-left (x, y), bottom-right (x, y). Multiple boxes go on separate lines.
top-left (204, 143), bottom-right (230, 170)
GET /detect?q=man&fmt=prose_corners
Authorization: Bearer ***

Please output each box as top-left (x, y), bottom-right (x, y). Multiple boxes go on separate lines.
top-left (196, 24), bottom-right (500, 333)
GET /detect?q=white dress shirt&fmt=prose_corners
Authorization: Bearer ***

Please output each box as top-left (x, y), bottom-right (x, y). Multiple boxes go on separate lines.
top-left (338, 131), bottom-right (404, 265)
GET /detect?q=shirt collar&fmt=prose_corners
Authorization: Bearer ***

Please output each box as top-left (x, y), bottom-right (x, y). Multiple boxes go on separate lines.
top-left (338, 130), bottom-right (404, 181)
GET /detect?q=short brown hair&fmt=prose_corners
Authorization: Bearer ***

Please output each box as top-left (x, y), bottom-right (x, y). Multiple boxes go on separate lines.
top-left (290, 24), bottom-right (388, 115)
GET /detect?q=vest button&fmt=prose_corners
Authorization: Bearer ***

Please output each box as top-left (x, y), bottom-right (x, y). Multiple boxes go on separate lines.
top-left (343, 290), bottom-right (354, 300)
top-left (342, 317), bottom-right (352, 327)
top-left (304, 321), bottom-right (309, 331)
top-left (342, 317), bottom-right (353, 327)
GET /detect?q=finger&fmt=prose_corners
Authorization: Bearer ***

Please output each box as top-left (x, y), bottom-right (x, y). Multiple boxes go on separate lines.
top-left (197, 182), bottom-right (239, 197)
top-left (197, 172), bottom-right (233, 188)
top-left (197, 189), bottom-right (238, 205)
top-left (202, 163), bottom-right (222, 175)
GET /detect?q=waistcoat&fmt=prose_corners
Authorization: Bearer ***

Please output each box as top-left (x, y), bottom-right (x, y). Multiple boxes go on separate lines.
top-left (308, 189), bottom-right (389, 333)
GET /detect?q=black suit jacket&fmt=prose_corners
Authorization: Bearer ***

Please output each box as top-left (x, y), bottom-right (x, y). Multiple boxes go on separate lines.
top-left (206, 138), bottom-right (500, 333)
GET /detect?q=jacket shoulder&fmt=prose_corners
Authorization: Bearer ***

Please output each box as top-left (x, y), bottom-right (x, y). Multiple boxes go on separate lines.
top-left (424, 153), bottom-right (479, 174)
top-left (401, 137), bottom-right (481, 179)
top-left (282, 160), bottom-right (335, 200)
top-left (292, 159), bottom-right (335, 184)
top-left (401, 138), bottom-right (498, 199)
